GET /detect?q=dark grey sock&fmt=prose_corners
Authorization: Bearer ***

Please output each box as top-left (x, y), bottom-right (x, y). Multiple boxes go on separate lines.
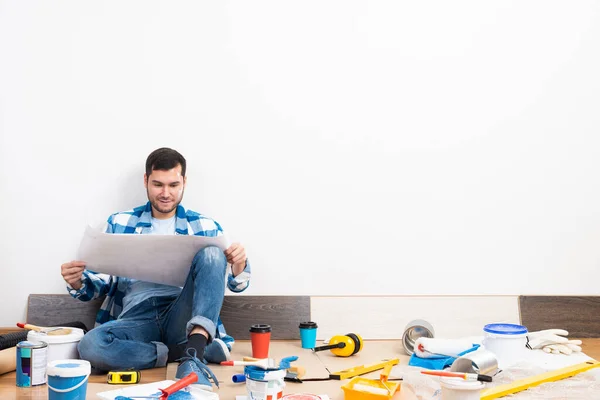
top-left (184, 333), bottom-right (208, 362)
top-left (167, 342), bottom-right (187, 363)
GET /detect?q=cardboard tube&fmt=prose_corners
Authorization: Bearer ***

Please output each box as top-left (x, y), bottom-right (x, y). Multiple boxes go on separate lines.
top-left (0, 347), bottom-right (16, 375)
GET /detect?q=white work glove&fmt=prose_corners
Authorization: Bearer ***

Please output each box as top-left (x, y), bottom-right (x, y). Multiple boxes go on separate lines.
top-left (526, 329), bottom-right (582, 355)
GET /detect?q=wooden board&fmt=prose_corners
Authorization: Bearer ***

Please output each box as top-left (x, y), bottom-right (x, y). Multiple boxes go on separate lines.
top-left (26, 294), bottom-right (310, 339)
top-left (26, 294), bottom-right (103, 331)
top-left (520, 296), bottom-right (600, 338)
top-left (219, 296), bottom-right (310, 339)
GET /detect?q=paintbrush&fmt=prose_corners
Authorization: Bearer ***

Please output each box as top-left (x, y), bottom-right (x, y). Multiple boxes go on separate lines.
top-left (17, 323), bottom-right (72, 336)
top-left (222, 356), bottom-right (298, 370)
top-left (421, 370), bottom-right (492, 382)
top-left (221, 359), bottom-right (279, 369)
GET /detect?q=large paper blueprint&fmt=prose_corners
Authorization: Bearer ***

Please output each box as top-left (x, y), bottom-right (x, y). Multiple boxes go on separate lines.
top-left (77, 225), bottom-right (230, 287)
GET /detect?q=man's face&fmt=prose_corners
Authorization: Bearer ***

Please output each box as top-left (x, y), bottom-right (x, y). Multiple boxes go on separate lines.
top-left (144, 165), bottom-right (187, 218)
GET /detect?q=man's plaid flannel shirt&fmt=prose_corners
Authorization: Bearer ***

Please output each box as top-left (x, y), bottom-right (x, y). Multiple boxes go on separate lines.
top-left (67, 202), bottom-right (251, 344)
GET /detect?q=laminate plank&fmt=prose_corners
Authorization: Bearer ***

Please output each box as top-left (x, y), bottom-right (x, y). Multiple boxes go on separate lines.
top-left (220, 296), bottom-right (310, 339)
top-left (27, 294), bottom-right (102, 331)
top-left (25, 294), bottom-right (310, 339)
top-left (520, 296), bottom-right (600, 338)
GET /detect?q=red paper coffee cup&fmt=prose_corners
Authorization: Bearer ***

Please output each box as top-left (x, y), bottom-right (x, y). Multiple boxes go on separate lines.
top-left (250, 324), bottom-right (271, 359)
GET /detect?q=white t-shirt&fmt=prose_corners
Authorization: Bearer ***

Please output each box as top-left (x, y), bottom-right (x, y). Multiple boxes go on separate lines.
top-left (120, 216), bottom-right (181, 317)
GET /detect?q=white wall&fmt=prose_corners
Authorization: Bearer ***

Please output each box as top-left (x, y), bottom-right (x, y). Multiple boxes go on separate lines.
top-left (1, 1), bottom-right (600, 327)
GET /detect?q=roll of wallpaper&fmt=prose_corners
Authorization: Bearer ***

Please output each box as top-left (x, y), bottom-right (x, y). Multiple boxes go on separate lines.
top-left (0, 347), bottom-right (16, 375)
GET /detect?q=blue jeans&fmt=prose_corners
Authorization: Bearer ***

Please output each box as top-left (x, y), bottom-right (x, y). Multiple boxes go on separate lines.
top-left (78, 246), bottom-right (227, 371)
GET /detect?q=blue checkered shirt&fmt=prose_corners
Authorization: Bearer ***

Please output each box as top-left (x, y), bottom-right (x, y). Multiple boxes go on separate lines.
top-left (67, 202), bottom-right (251, 344)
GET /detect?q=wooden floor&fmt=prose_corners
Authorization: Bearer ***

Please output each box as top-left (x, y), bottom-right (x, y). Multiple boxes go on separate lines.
top-left (1, 339), bottom-right (599, 399)
top-left (0, 366), bottom-right (167, 399)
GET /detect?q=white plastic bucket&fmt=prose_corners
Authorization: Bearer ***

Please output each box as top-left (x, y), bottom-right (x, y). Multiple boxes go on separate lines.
top-left (47, 359), bottom-right (91, 400)
top-left (27, 328), bottom-right (85, 363)
top-left (482, 323), bottom-right (528, 369)
top-left (440, 377), bottom-right (483, 400)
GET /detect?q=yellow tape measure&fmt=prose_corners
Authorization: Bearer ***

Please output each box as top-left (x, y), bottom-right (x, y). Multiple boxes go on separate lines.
top-left (107, 370), bottom-right (141, 384)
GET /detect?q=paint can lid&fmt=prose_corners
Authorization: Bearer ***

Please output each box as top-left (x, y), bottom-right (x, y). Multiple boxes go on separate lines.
top-left (17, 340), bottom-right (48, 349)
top-left (483, 323), bottom-right (528, 335)
top-left (47, 359), bottom-right (91, 378)
top-left (244, 365), bottom-right (286, 381)
top-left (299, 322), bottom-right (318, 329)
top-left (250, 324), bottom-right (272, 333)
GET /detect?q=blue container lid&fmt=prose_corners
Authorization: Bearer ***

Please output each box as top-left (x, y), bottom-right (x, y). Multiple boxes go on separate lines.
top-left (244, 365), bottom-right (286, 381)
top-left (484, 323), bottom-right (528, 335)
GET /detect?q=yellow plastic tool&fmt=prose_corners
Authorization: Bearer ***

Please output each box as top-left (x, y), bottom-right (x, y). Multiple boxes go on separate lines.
top-left (480, 359), bottom-right (600, 399)
top-left (330, 359), bottom-right (399, 380)
top-left (341, 363), bottom-right (400, 400)
top-left (107, 370), bottom-right (141, 384)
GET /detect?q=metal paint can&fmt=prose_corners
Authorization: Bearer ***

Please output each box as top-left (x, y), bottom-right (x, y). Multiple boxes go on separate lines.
top-left (244, 365), bottom-right (286, 400)
top-left (450, 349), bottom-right (499, 376)
top-left (402, 319), bottom-right (435, 355)
top-left (16, 340), bottom-right (48, 387)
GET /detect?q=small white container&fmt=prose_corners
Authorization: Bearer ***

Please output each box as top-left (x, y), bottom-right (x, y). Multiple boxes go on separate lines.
top-left (27, 328), bottom-right (85, 363)
top-left (482, 323), bottom-right (528, 369)
top-left (440, 377), bottom-right (483, 400)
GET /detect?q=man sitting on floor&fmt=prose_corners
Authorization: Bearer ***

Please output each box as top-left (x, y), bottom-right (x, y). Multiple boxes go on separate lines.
top-left (60, 147), bottom-right (251, 390)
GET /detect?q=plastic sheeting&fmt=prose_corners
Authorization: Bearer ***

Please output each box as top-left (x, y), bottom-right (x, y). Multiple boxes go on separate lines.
top-left (394, 362), bottom-right (600, 399)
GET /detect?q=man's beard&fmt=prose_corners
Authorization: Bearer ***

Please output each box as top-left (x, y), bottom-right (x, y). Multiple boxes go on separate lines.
top-left (149, 190), bottom-right (183, 215)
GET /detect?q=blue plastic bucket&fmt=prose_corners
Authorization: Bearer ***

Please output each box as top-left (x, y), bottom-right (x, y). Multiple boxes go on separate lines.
top-left (47, 359), bottom-right (91, 400)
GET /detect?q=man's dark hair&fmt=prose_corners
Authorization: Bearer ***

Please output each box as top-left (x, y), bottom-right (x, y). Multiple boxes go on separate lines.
top-left (145, 148), bottom-right (187, 177)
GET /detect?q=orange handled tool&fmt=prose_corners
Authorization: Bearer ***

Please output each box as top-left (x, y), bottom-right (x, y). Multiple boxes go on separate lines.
top-left (109, 372), bottom-right (199, 399)
top-left (158, 372), bottom-right (198, 399)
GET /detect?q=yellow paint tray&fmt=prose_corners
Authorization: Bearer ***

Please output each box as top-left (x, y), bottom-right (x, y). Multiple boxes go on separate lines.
top-left (341, 369), bottom-right (400, 400)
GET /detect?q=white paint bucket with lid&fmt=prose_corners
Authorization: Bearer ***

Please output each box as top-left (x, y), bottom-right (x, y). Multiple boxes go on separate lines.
top-left (482, 323), bottom-right (528, 369)
top-left (47, 359), bottom-right (90, 400)
top-left (440, 377), bottom-right (483, 400)
top-left (27, 328), bottom-right (85, 363)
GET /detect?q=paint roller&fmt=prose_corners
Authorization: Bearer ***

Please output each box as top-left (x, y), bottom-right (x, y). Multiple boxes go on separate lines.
top-left (312, 333), bottom-right (363, 357)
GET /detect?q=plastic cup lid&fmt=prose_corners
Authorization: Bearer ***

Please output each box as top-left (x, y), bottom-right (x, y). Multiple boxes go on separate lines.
top-left (47, 359), bottom-right (91, 377)
top-left (250, 324), bottom-right (272, 333)
top-left (299, 322), bottom-right (318, 329)
top-left (483, 323), bottom-right (528, 335)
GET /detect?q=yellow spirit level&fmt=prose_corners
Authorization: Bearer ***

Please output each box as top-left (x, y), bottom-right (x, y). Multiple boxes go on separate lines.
top-left (329, 359), bottom-right (399, 380)
top-left (481, 360), bottom-right (600, 399)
